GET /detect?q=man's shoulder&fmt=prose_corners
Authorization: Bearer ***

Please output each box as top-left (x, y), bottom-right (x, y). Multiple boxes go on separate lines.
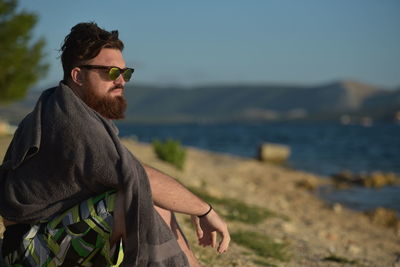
top-left (14, 83), bottom-right (66, 129)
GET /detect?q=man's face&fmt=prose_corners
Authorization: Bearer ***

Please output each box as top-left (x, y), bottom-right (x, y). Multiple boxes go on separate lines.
top-left (78, 48), bottom-right (128, 119)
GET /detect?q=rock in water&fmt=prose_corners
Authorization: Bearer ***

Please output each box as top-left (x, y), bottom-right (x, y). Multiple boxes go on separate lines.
top-left (258, 143), bottom-right (291, 164)
top-left (362, 172), bottom-right (399, 188)
top-left (331, 171), bottom-right (400, 188)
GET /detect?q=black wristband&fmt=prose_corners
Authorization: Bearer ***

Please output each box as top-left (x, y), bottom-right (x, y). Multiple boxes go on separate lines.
top-left (198, 204), bottom-right (213, 218)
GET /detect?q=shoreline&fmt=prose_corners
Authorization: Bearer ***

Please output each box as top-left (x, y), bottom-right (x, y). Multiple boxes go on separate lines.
top-left (128, 139), bottom-right (400, 216)
top-left (121, 138), bottom-right (400, 266)
top-left (0, 136), bottom-right (399, 266)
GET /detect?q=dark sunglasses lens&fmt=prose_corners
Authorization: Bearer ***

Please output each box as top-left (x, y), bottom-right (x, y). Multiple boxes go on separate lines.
top-left (108, 67), bottom-right (121, 80)
top-left (123, 69), bottom-right (133, 82)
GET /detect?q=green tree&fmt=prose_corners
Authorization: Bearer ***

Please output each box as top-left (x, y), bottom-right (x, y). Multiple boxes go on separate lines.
top-left (0, 0), bottom-right (48, 103)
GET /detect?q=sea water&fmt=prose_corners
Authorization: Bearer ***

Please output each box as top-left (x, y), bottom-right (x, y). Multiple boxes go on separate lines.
top-left (117, 122), bottom-right (400, 213)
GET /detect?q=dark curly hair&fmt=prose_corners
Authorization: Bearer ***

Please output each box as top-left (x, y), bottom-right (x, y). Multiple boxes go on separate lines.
top-left (61, 22), bottom-right (124, 81)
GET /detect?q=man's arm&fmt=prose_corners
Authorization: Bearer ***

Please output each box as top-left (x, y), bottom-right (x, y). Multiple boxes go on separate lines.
top-left (143, 164), bottom-right (230, 253)
top-left (143, 164), bottom-right (208, 215)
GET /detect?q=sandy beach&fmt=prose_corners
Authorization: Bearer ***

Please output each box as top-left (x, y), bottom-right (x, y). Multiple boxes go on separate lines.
top-left (0, 136), bottom-right (399, 266)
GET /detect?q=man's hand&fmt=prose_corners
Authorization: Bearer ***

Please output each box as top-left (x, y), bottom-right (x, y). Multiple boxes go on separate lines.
top-left (191, 209), bottom-right (230, 254)
top-left (143, 164), bottom-right (230, 253)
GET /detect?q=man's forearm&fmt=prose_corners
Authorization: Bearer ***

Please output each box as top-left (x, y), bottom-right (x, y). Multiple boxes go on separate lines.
top-left (143, 164), bottom-right (210, 216)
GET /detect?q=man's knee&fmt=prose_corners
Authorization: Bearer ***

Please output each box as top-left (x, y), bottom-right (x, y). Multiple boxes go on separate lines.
top-left (154, 205), bottom-right (174, 226)
top-left (110, 191), bottom-right (126, 246)
top-left (111, 196), bottom-right (181, 245)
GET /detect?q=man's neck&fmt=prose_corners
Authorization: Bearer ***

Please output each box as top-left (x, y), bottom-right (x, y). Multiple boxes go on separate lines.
top-left (64, 80), bottom-right (84, 100)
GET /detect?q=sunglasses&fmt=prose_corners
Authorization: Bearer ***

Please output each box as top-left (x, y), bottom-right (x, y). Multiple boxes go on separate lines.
top-left (79, 65), bottom-right (134, 82)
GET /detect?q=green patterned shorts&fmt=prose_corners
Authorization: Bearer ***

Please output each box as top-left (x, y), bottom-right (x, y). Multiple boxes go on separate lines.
top-left (2, 191), bottom-right (124, 267)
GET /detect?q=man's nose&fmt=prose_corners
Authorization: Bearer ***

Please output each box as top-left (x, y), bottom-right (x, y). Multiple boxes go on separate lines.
top-left (114, 73), bottom-right (126, 86)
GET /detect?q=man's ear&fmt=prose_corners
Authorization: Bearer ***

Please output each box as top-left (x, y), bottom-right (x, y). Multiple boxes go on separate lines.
top-left (70, 67), bottom-right (83, 86)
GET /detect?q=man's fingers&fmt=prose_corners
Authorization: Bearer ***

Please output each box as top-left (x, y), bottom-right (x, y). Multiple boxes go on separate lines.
top-left (211, 231), bottom-right (217, 248)
top-left (217, 231), bottom-right (231, 253)
top-left (191, 216), bottom-right (203, 239)
top-left (196, 223), bottom-right (203, 239)
top-left (199, 230), bottom-right (215, 247)
top-left (195, 210), bottom-right (231, 253)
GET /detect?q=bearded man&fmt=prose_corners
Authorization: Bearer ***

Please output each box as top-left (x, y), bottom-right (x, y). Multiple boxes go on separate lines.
top-left (0, 22), bottom-right (230, 267)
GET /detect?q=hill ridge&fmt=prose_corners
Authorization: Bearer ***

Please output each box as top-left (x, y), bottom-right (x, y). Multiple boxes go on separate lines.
top-left (1, 80), bottom-right (399, 124)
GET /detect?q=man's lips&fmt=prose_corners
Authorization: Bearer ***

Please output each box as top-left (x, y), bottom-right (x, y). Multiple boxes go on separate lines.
top-left (109, 87), bottom-right (124, 94)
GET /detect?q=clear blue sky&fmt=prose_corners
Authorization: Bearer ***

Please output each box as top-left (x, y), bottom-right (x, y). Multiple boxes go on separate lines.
top-left (18, 0), bottom-right (400, 89)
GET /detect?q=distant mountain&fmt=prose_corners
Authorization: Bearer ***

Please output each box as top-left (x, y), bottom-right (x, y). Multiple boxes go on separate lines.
top-left (1, 80), bottom-right (399, 124)
top-left (123, 80), bottom-right (399, 123)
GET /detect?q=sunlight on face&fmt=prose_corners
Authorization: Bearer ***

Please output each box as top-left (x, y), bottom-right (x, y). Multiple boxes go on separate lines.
top-left (80, 48), bottom-right (128, 119)
top-left (82, 48), bottom-right (127, 99)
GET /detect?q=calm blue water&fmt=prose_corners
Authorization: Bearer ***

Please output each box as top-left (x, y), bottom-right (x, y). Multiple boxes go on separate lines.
top-left (117, 122), bottom-right (400, 213)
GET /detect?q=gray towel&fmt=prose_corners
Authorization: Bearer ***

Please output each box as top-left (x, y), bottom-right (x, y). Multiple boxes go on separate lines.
top-left (0, 83), bottom-right (188, 266)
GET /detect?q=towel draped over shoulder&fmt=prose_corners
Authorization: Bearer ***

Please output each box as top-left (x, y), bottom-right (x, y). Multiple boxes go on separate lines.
top-left (0, 83), bottom-right (188, 266)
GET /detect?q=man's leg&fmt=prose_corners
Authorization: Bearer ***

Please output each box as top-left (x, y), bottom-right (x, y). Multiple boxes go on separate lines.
top-left (111, 191), bottom-right (200, 267)
top-left (110, 190), bottom-right (126, 247)
top-left (154, 206), bottom-right (201, 267)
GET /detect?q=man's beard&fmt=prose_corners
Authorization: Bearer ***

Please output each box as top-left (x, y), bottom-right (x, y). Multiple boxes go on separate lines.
top-left (82, 86), bottom-right (127, 120)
